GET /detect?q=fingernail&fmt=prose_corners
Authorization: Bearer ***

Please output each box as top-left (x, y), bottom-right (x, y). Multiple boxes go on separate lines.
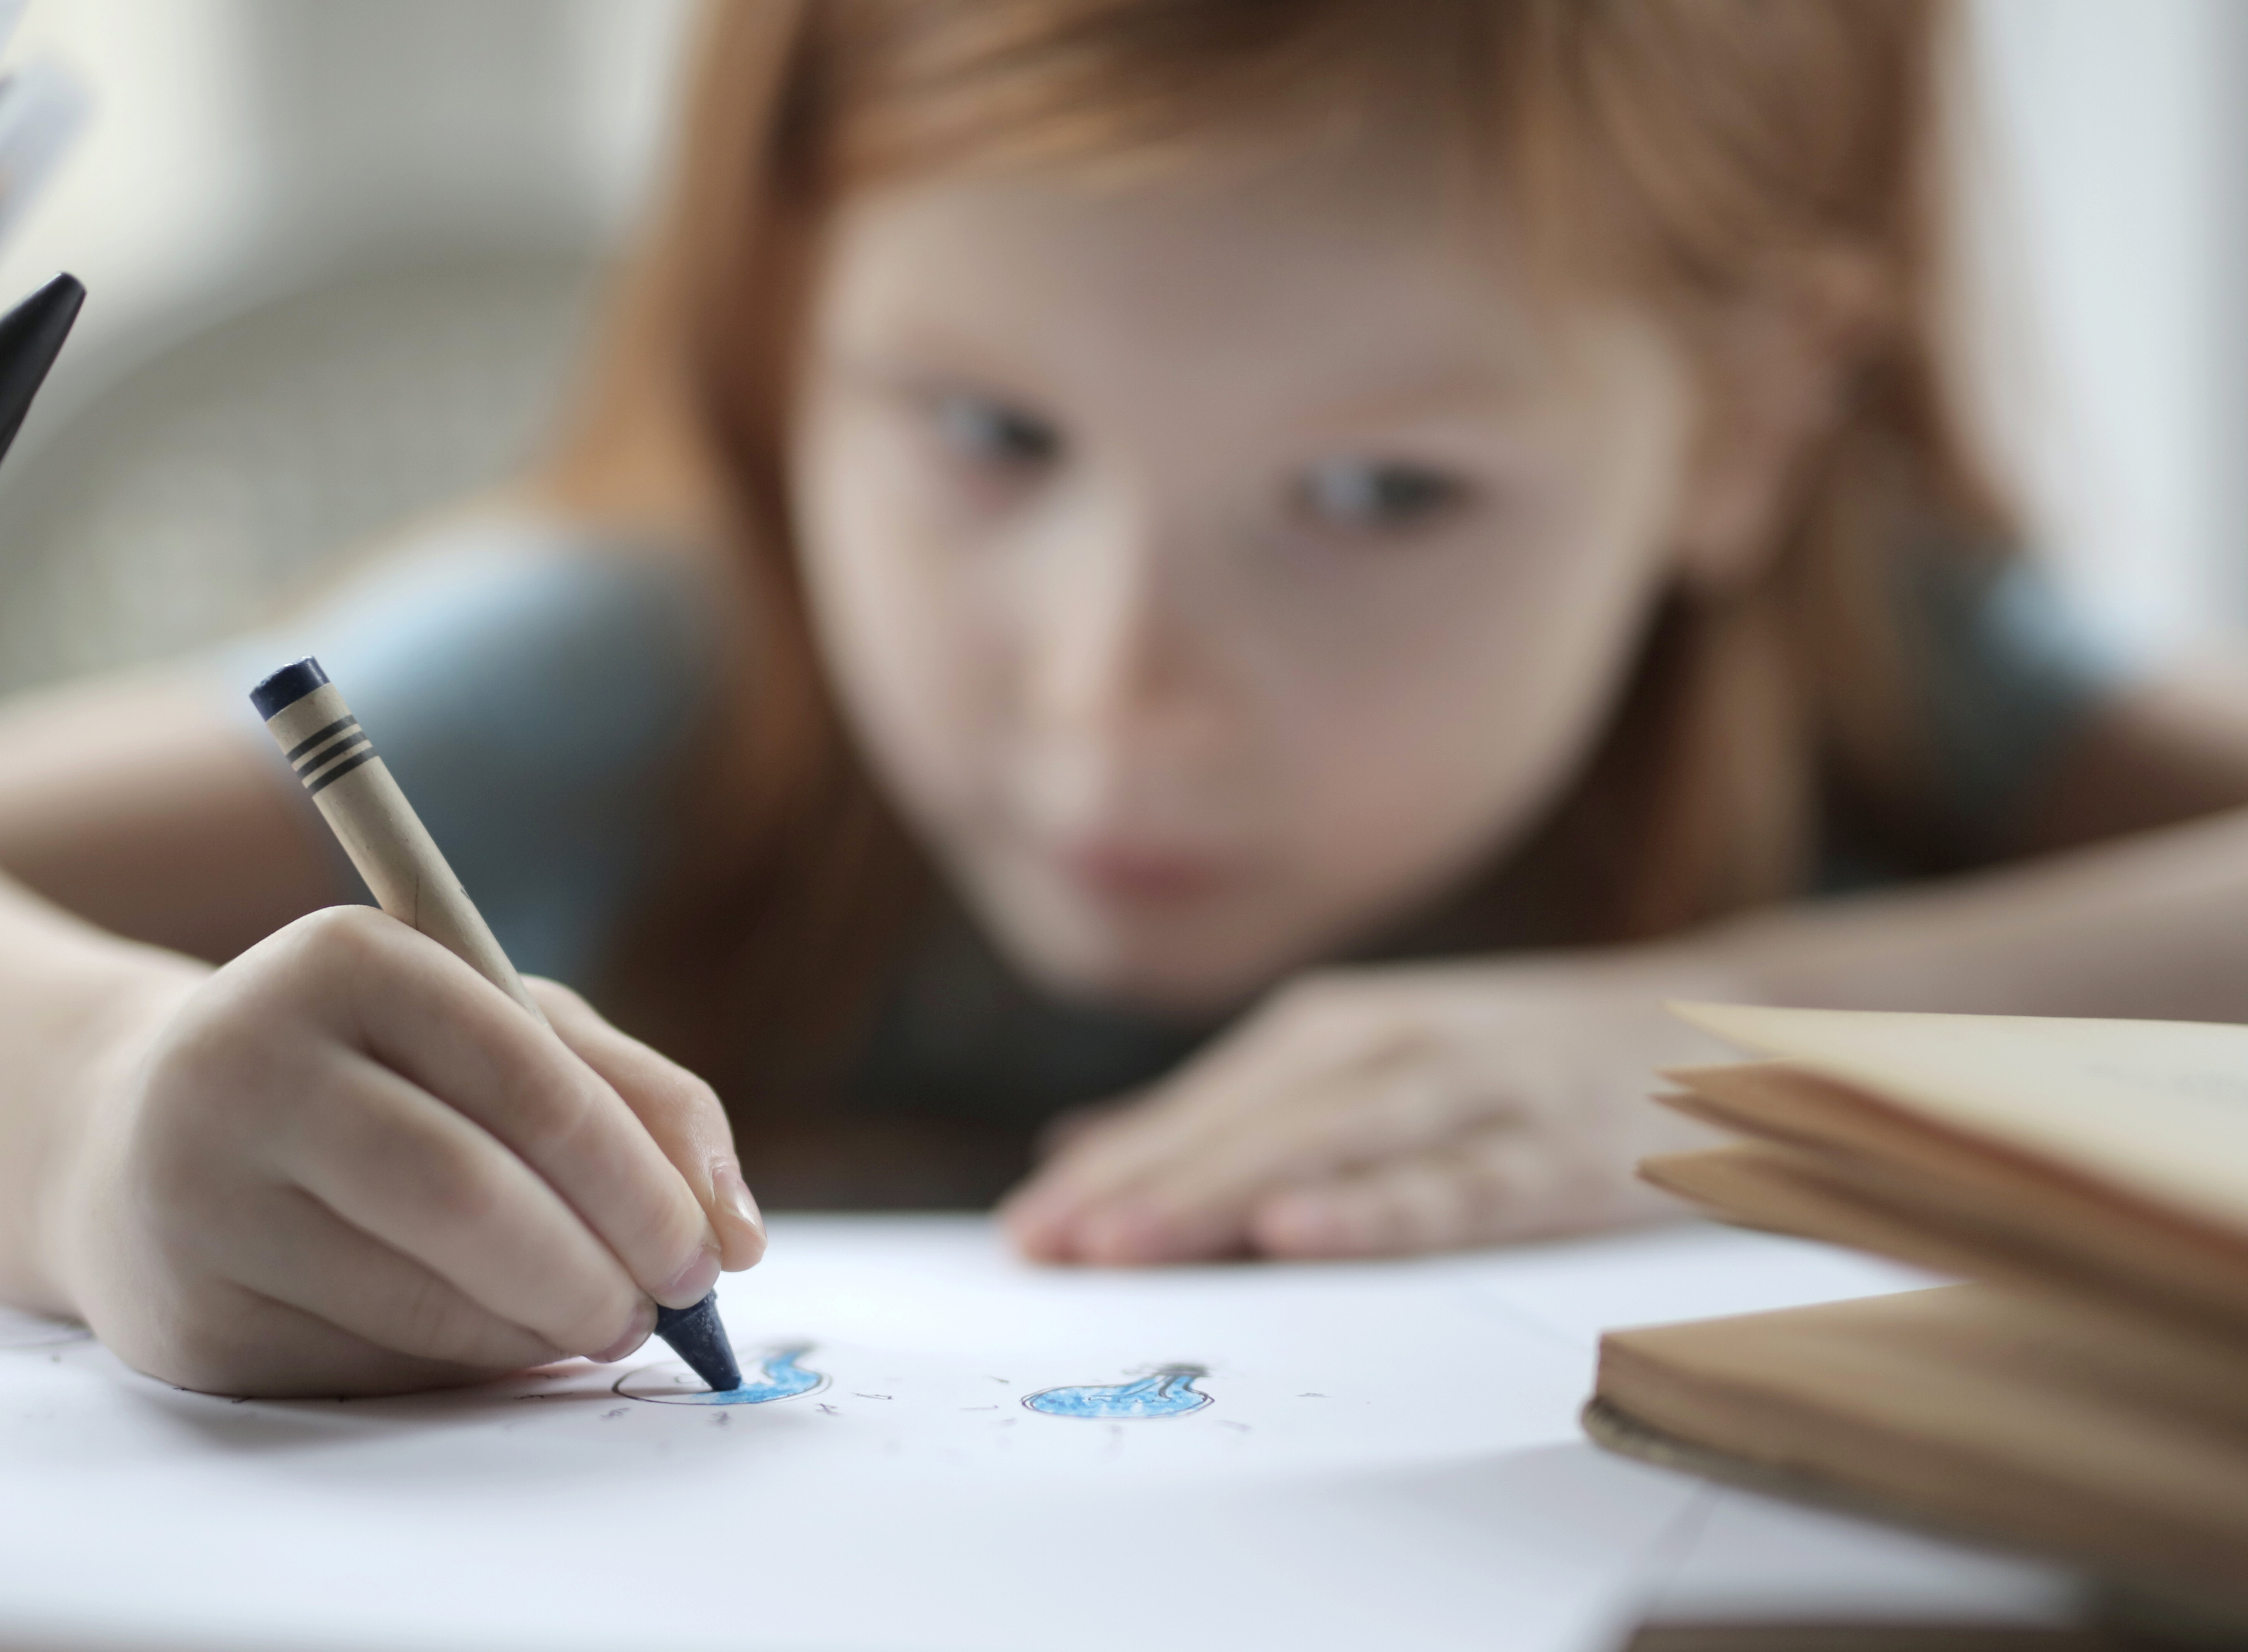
top-left (997, 1184), bottom-right (1049, 1223)
top-left (1002, 1183), bottom-right (1070, 1234)
top-left (999, 1191), bottom-right (1068, 1260)
top-left (1079, 1201), bottom-right (1168, 1265)
top-left (1083, 1200), bottom-right (1232, 1265)
top-left (658, 1240), bottom-right (723, 1308)
top-left (1253, 1193), bottom-right (1337, 1258)
top-left (712, 1157), bottom-right (767, 1264)
top-left (592, 1298), bottom-right (657, 1364)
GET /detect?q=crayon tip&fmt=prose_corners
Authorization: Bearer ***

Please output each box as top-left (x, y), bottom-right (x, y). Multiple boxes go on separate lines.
top-left (652, 1291), bottom-right (742, 1392)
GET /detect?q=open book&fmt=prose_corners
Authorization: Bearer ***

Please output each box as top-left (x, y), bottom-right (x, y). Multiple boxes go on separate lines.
top-left (1587, 1003), bottom-right (2248, 1632)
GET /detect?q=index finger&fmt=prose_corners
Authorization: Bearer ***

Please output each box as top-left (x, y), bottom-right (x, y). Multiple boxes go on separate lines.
top-left (529, 979), bottom-right (767, 1272)
top-left (300, 910), bottom-right (722, 1308)
top-left (1004, 1026), bottom-right (1414, 1260)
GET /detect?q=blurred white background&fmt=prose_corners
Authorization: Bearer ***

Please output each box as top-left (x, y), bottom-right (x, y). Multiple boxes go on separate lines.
top-left (1972, 0), bottom-right (2248, 655)
top-left (0, 0), bottom-right (695, 692)
top-left (0, 0), bottom-right (2232, 692)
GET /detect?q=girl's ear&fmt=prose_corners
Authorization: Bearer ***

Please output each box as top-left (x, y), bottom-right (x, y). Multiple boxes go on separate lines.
top-left (1670, 249), bottom-right (1890, 591)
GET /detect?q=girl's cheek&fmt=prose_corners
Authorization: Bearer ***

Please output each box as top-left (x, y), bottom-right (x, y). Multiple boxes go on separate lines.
top-left (826, 553), bottom-right (1026, 845)
top-left (1273, 512), bottom-right (1664, 907)
top-left (797, 424), bottom-right (968, 793)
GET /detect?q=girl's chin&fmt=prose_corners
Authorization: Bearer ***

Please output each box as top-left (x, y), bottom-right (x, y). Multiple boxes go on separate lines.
top-left (954, 848), bottom-right (1313, 1014)
top-left (985, 896), bottom-right (1292, 1019)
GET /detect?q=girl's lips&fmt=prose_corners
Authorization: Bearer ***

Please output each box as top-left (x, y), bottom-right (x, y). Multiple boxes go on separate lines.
top-left (1056, 839), bottom-right (1241, 905)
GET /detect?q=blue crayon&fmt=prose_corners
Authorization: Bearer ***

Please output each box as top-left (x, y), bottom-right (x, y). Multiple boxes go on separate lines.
top-left (250, 657), bottom-right (741, 1389)
top-left (654, 1294), bottom-right (743, 1392)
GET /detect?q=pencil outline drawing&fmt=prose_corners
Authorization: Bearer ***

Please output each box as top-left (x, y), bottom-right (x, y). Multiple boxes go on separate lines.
top-left (1022, 1365), bottom-right (1212, 1419)
top-left (614, 1345), bottom-right (829, 1407)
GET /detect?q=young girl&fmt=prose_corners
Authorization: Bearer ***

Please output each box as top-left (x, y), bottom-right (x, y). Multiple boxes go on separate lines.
top-left (3, 0), bottom-right (2247, 1397)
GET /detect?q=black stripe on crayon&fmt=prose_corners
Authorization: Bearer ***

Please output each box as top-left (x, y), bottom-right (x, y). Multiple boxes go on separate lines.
top-left (298, 735), bottom-right (371, 782)
top-left (297, 733), bottom-right (366, 777)
top-left (303, 746), bottom-right (380, 797)
top-left (293, 729), bottom-right (365, 774)
top-left (284, 715), bottom-right (359, 766)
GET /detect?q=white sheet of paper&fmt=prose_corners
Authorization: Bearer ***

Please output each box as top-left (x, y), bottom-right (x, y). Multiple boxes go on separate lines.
top-left (1641, 1487), bottom-right (2082, 1628)
top-left (0, 1214), bottom-right (2039, 1652)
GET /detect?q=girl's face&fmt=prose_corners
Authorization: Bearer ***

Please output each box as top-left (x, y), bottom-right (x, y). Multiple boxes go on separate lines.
top-left (793, 144), bottom-right (1702, 1015)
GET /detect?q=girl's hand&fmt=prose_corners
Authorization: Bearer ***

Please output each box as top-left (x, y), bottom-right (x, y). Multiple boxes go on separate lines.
top-left (1000, 953), bottom-right (1741, 1264)
top-left (44, 906), bottom-right (765, 1397)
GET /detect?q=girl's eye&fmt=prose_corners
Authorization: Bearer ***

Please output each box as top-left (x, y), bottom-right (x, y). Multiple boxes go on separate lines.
top-left (1296, 459), bottom-right (1471, 536)
top-left (929, 391), bottom-right (1061, 473)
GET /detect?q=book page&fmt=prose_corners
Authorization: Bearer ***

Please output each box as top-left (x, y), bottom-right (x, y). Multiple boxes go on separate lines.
top-left (1674, 1002), bottom-right (2248, 1239)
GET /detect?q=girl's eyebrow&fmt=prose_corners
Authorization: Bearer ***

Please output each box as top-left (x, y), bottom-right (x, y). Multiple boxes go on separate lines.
top-left (824, 327), bottom-right (1051, 397)
top-left (828, 315), bottom-right (1548, 429)
top-left (1290, 363), bottom-right (1544, 432)
top-left (828, 351), bottom-right (1042, 407)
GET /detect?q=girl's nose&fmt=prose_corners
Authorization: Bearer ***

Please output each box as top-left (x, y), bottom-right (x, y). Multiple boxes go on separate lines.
top-left (1023, 503), bottom-right (1222, 758)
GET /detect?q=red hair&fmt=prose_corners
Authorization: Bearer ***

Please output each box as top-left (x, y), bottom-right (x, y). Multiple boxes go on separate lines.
top-left (541, 0), bottom-right (2007, 1109)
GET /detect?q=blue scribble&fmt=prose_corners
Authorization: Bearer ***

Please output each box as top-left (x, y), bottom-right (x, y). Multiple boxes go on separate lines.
top-left (617, 1346), bottom-right (827, 1407)
top-left (1024, 1366), bottom-right (1211, 1419)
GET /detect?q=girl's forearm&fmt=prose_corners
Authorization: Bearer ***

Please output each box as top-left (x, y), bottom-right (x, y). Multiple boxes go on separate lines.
top-left (1704, 806), bottom-right (2248, 1023)
top-left (0, 874), bottom-right (203, 1315)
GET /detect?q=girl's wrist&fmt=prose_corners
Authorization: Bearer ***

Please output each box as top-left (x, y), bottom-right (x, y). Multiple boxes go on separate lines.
top-left (1650, 918), bottom-right (1790, 1009)
top-left (24, 949), bottom-right (205, 1319)
top-left (1545, 923), bottom-right (1782, 1015)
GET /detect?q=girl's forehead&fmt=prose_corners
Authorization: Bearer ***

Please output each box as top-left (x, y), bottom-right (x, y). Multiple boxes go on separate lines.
top-left (816, 159), bottom-right (1609, 409)
top-left (852, 107), bottom-right (1503, 254)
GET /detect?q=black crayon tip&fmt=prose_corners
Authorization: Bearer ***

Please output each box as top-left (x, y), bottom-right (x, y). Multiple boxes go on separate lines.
top-left (249, 657), bottom-right (329, 721)
top-left (0, 272), bottom-right (81, 475)
top-left (653, 1292), bottom-right (741, 1392)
